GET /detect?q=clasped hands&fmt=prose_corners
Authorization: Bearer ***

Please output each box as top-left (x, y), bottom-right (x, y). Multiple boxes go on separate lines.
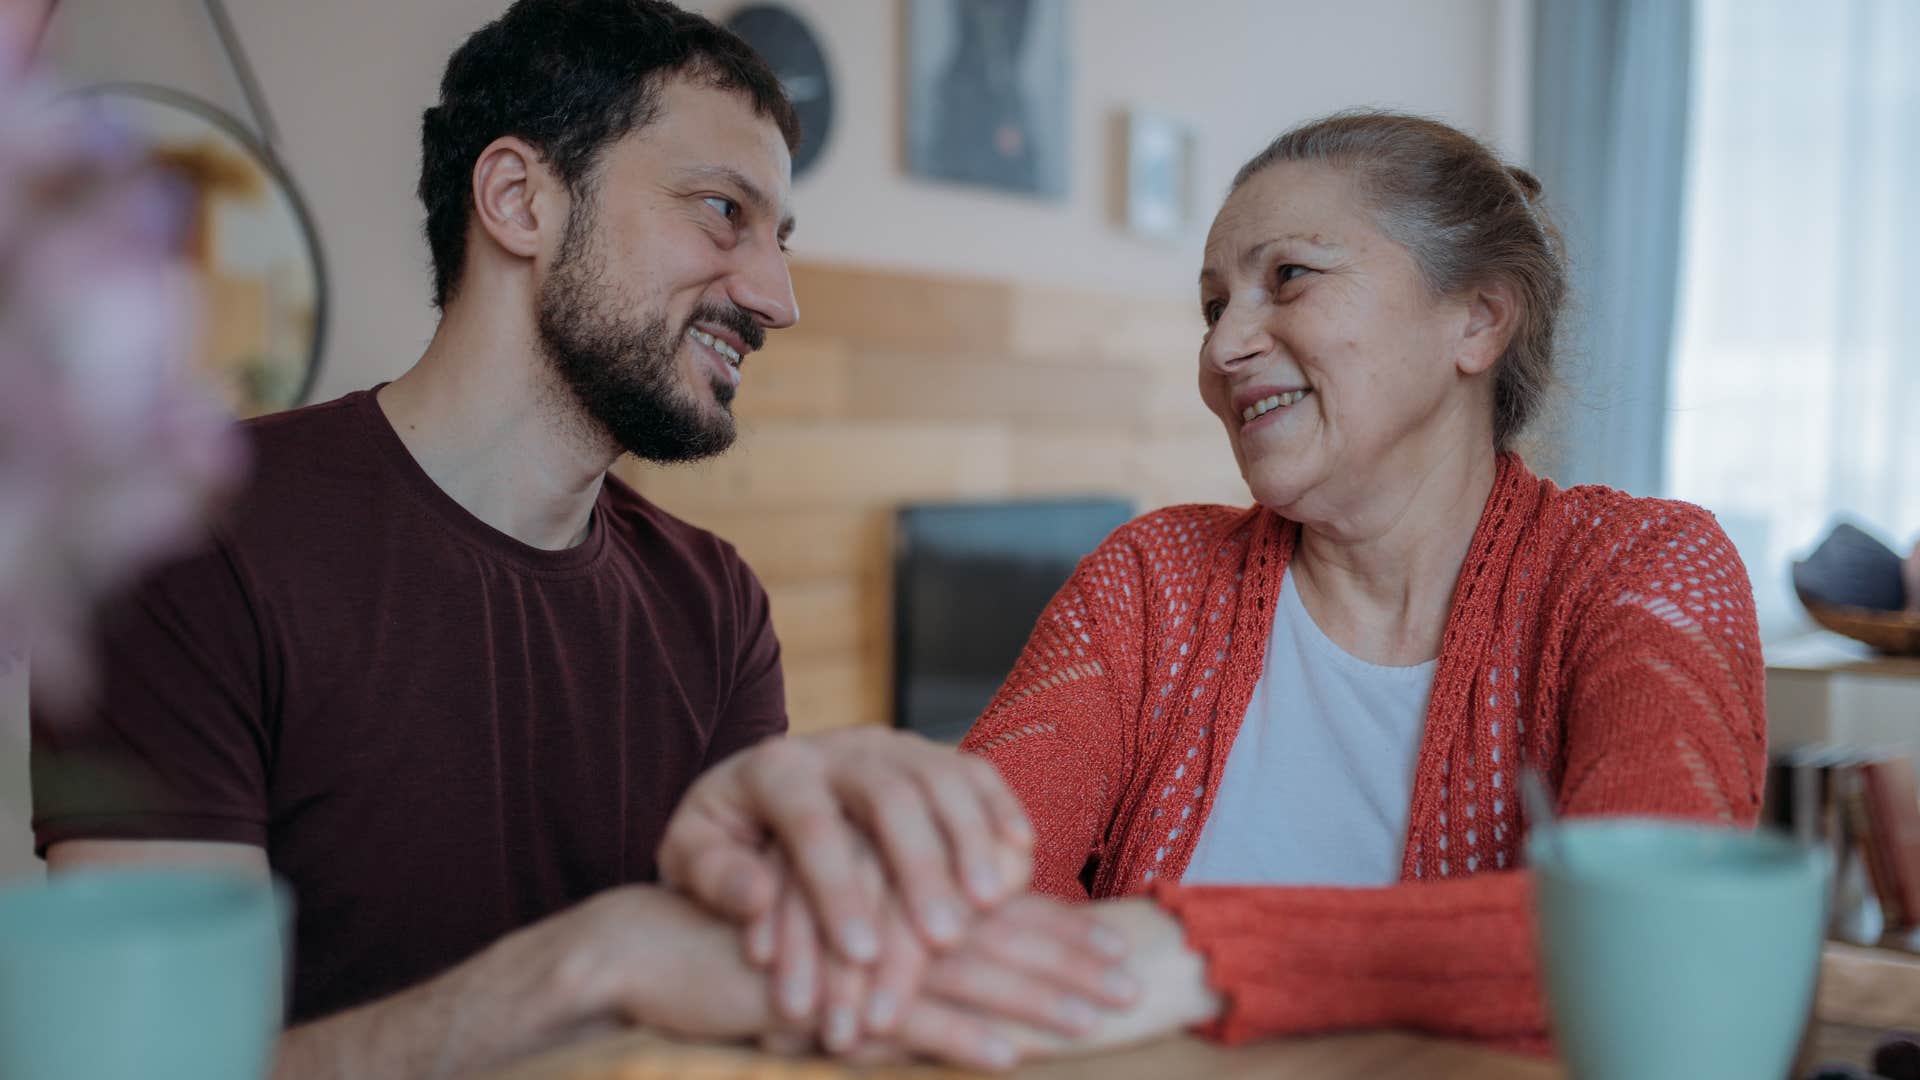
top-left (647, 728), bottom-right (1195, 1071)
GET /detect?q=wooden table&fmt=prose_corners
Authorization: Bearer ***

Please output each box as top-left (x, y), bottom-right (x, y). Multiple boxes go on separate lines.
top-left (491, 944), bottom-right (1920, 1079)
top-left (1766, 632), bottom-right (1920, 774)
top-left (489, 1029), bottom-right (1559, 1079)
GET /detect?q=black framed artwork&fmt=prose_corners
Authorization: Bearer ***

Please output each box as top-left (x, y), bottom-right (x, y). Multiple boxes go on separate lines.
top-left (905, 0), bottom-right (1069, 199)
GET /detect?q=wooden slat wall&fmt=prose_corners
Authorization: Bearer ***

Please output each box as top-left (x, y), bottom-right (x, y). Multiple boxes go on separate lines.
top-left (616, 262), bottom-right (1247, 735)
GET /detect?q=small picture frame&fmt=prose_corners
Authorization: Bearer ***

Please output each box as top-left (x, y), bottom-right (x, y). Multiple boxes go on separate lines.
top-left (1122, 109), bottom-right (1196, 240)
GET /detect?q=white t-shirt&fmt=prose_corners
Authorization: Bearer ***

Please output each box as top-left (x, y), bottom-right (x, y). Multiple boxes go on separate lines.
top-left (1182, 567), bottom-right (1437, 886)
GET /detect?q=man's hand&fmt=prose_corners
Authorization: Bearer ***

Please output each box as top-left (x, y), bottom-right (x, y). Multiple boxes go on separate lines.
top-left (658, 728), bottom-right (1035, 963)
top-left (527, 886), bottom-right (775, 1040)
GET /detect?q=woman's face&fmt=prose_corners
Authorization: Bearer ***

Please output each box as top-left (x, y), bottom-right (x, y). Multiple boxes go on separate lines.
top-left (1197, 161), bottom-right (1496, 521)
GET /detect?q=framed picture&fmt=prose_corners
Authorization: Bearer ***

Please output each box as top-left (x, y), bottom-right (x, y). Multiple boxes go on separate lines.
top-left (1122, 109), bottom-right (1195, 241)
top-left (904, 0), bottom-right (1069, 199)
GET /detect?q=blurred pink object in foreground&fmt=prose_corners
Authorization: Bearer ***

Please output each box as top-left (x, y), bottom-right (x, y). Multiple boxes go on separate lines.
top-left (0, 20), bottom-right (246, 705)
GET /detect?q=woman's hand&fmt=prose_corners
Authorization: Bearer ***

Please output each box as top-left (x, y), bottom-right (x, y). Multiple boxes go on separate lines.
top-left (748, 843), bottom-right (1138, 1069)
top-left (889, 897), bottom-right (1222, 1068)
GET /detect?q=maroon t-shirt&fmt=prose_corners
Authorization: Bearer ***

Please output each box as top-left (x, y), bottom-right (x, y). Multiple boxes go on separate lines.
top-left (31, 389), bottom-right (787, 1022)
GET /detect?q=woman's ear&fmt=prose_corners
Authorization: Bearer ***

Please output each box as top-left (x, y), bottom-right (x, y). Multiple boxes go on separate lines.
top-left (1456, 279), bottom-right (1520, 377)
top-left (469, 136), bottom-right (552, 263)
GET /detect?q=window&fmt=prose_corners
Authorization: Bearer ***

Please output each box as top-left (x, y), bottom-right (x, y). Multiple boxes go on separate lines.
top-left (1666, 0), bottom-right (1920, 637)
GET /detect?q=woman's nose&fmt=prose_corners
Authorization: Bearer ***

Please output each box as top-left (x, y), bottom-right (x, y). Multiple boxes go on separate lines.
top-left (1202, 307), bottom-right (1270, 375)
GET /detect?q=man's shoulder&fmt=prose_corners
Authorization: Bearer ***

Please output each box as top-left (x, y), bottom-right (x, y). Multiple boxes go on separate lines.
top-left (203, 389), bottom-right (406, 567)
top-left (596, 470), bottom-right (757, 586)
top-left (241, 388), bottom-right (372, 456)
top-left (232, 390), bottom-right (385, 502)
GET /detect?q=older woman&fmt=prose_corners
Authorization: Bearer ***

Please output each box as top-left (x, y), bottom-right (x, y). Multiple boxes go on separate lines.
top-left (955, 110), bottom-right (1765, 1053)
top-left (658, 109), bottom-right (1765, 1068)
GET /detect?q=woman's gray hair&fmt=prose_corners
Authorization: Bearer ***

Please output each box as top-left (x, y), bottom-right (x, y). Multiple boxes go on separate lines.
top-left (1232, 110), bottom-right (1568, 450)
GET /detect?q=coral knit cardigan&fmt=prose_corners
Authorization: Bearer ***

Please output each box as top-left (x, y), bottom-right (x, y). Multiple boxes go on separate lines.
top-left (960, 454), bottom-right (1766, 1052)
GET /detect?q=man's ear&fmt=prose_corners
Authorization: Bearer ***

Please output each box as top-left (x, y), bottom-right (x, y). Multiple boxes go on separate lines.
top-left (1456, 279), bottom-right (1519, 377)
top-left (469, 136), bottom-right (554, 262)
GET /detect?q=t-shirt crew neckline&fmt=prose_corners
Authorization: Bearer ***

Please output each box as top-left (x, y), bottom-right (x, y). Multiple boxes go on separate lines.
top-left (351, 386), bottom-right (611, 577)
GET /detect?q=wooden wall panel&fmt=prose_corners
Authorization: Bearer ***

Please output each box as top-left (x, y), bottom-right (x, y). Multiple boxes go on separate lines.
top-left (783, 265), bottom-right (1015, 353)
top-left (652, 506), bottom-right (890, 588)
top-left (731, 335), bottom-right (851, 422)
top-left (784, 657), bottom-right (889, 733)
top-left (764, 580), bottom-right (869, 660)
top-left (1008, 283), bottom-right (1201, 366)
top-left (843, 352), bottom-right (1156, 428)
top-left (1139, 429), bottom-right (1252, 512)
top-left (1004, 430), bottom-right (1148, 499)
top-left (624, 262), bottom-right (1251, 735)
top-left (626, 423), bottom-right (1011, 510)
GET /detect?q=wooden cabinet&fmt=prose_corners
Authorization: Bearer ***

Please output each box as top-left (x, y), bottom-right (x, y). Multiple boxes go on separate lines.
top-left (1767, 633), bottom-right (1920, 779)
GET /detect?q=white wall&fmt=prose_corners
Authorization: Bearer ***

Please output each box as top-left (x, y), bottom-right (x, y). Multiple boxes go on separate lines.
top-left (7, 0), bottom-right (1527, 882)
top-left (44, 0), bottom-right (1528, 401)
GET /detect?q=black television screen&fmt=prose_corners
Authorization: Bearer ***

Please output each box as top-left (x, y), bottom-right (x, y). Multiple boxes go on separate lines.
top-left (892, 497), bottom-right (1135, 744)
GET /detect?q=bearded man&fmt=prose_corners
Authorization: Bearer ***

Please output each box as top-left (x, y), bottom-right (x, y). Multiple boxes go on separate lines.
top-left (31, 3), bottom-right (1124, 1075)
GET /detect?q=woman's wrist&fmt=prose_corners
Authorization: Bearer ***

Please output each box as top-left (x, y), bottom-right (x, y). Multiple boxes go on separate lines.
top-left (1087, 897), bottom-right (1223, 1042)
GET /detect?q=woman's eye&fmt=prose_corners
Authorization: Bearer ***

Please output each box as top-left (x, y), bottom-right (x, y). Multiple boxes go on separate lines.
top-left (702, 195), bottom-right (738, 220)
top-left (1276, 263), bottom-right (1309, 286)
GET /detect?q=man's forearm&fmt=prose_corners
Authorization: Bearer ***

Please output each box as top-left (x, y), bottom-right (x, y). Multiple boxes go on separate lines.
top-left (271, 902), bottom-right (609, 1079)
top-left (270, 884), bottom-right (772, 1079)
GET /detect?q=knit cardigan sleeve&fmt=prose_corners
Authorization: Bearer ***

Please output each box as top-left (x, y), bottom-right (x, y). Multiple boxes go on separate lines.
top-left (959, 521), bottom-right (1153, 898)
top-left (968, 503), bottom-right (1767, 1051)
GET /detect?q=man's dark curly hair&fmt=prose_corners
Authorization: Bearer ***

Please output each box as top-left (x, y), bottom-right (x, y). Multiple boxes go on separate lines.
top-left (418, 0), bottom-right (800, 308)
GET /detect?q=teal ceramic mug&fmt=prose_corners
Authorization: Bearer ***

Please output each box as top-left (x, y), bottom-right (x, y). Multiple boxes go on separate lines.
top-left (1529, 818), bottom-right (1832, 1080)
top-left (0, 867), bottom-right (291, 1080)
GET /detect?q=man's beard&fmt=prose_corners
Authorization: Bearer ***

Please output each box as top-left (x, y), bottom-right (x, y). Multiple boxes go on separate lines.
top-left (535, 214), bottom-right (751, 465)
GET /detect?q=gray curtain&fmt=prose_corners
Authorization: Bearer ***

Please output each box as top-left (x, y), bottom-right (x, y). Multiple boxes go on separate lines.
top-left (1531, 0), bottom-right (1693, 494)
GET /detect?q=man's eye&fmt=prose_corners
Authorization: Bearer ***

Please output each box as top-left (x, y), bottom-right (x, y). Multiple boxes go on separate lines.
top-left (1202, 300), bottom-right (1225, 326)
top-left (1276, 264), bottom-right (1309, 285)
top-left (703, 195), bottom-right (738, 220)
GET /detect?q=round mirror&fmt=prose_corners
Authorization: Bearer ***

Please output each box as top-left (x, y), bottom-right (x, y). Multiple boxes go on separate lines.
top-left (76, 83), bottom-right (327, 418)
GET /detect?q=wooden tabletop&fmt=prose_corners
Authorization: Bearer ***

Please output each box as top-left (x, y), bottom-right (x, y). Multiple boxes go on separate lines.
top-left (488, 1030), bottom-right (1560, 1080)
top-left (489, 943), bottom-right (1920, 1080)
top-left (1765, 631), bottom-right (1920, 677)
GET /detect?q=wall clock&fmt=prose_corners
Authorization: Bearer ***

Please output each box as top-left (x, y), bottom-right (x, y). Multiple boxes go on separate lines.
top-left (725, 4), bottom-right (834, 178)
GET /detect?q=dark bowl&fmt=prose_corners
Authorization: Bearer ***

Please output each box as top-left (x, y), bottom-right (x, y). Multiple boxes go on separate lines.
top-left (1792, 522), bottom-right (1907, 612)
top-left (1792, 523), bottom-right (1919, 655)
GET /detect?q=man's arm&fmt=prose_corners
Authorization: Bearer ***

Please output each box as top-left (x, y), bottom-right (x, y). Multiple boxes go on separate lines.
top-left (47, 838), bottom-right (268, 876)
top-left (272, 885), bottom-right (782, 1079)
